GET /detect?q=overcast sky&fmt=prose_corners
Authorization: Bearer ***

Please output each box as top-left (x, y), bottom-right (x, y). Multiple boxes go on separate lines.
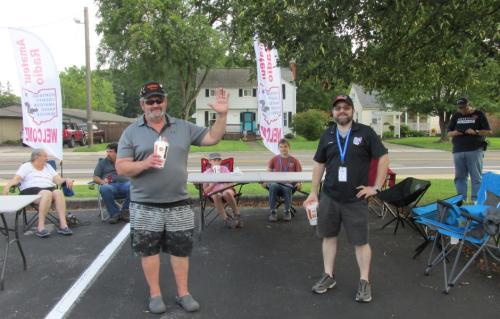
top-left (0, 0), bottom-right (101, 95)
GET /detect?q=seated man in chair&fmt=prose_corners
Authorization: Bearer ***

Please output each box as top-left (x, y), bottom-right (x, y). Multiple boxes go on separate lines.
top-left (202, 152), bottom-right (242, 229)
top-left (2, 149), bottom-right (74, 238)
top-left (93, 142), bottom-right (131, 224)
top-left (262, 138), bottom-right (302, 222)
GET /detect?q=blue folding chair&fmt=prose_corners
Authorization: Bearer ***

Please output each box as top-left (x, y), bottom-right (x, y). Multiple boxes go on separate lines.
top-left (416, 172), bottom-right (500, 294)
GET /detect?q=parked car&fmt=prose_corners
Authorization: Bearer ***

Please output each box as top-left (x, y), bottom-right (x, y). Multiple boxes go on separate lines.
top-left (63, 122), bottom-right (86, 148)
top-left (77, 123), bottom-right (106, 144)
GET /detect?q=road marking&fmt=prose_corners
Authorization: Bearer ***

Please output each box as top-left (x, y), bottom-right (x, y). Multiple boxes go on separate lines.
top-left (44, 224), bottom-right (130, 319)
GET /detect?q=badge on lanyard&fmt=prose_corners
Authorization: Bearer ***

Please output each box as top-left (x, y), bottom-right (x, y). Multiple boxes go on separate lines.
top-left (336, 127), bottom-right (351, 183)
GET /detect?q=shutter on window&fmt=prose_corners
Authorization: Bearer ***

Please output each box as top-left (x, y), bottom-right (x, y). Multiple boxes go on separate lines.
top-left (239, 89), bottom-right (243, 97)
top-left (205, 89), bottom-right (209, 97)
top-left (204, 111), bottom-right (209, 127)
top-left (288, 112), bottom-right (292, 127)
top-left (252, 88), bottom-right (257, 97)
top-left (251, 112), bottom-right (255, 121)
top-left (282, 84), bottom-right (286, 100)
top-left (240, 112), bottom-right (244, 122)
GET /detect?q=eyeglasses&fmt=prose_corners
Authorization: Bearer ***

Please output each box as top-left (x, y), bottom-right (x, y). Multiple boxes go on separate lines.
top-left (333, 105), bottom-right (353, 111)
top-left (145, 98), bottom-right (164, 105)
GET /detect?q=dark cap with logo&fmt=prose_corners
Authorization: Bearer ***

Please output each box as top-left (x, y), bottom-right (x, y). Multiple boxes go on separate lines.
top-left (456, 97), bottom-right (468, 106)
top-left (140, 81), bottom-right (166, 99)
top-left (332, 95), bottom-right (354, 108)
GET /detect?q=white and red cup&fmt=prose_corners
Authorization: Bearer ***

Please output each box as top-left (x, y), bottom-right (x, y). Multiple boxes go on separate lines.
top-left (212, 165), bottom-right (221, 174)
top-left (154, 139), bottom-right (169, 168)
top-left (306, 202), bottom-right (318, 226)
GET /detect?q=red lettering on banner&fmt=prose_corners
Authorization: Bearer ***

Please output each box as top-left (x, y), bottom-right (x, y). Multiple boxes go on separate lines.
top-left (30, 49), bottom-right (44, 85)
top-left (24, 127), bottom-right (57, 143)
top-left (17, 39), bottom-right (32, 85)
top-left (260, 127), bottom-right (282, 143)
top-left (266, 49), bottom-right (273, 82)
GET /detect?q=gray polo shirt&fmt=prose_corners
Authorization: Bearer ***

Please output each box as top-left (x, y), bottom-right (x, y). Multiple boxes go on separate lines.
top-left (93, 157), bottom-right (129, 183)
top-left (118, 114), bottom-right (208, 203)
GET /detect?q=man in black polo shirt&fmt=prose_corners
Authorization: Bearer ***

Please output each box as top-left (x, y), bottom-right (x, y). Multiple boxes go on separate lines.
top-left (304, 95), bottom-right (389, 303)
top-left (448, 97), bottom-right (491, 203)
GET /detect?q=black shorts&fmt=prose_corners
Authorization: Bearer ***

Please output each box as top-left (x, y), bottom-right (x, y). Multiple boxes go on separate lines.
top-left (316, 193), bottom-right (369, 246)
top-left (20, 187), bottom-right (56, 195)
top-left (131, 228), bottom-right (194, 257)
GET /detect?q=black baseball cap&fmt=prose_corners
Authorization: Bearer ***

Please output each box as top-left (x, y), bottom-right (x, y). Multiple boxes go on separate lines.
top-left (140, 81), bottom-right (166, 99)
top-left (332, 95), bottom-right (354, 108)
top-left (456, 97), bottom-right (468, 106)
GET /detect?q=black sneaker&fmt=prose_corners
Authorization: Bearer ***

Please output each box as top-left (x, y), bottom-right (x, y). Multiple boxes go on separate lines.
top-left (355, 279), bottom-right (372, 303)
top-left (269, 210), bottom-right (278, 222)
top-left (312, 273), bottom-right (336, 294)
top-left (108, 215), bottom-right (120, 224)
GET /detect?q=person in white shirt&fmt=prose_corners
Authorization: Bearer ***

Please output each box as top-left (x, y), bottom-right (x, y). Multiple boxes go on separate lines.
top-left (2, 149), bottom-right (74, 238)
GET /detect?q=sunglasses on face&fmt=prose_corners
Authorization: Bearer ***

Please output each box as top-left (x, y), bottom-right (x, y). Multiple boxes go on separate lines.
top-left (145, 98), bottom-right (164, 105)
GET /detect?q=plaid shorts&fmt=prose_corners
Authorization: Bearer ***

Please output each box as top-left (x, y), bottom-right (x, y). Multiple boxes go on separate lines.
top-left (130, 201), bottom-right (195, 257)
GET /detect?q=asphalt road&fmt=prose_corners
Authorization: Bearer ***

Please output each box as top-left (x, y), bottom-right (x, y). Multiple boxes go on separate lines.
top-left (0, 144), bottom-right (499, 183)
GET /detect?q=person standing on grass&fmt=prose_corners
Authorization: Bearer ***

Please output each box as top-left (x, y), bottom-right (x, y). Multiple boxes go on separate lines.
top-left (303, 94), bottom-right (389, 303)
top-left (448, 97), bottom-right (492, 203)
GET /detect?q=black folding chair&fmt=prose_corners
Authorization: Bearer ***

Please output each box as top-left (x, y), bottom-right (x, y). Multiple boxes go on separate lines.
top-left (377, 177), bottom-right (431, 236)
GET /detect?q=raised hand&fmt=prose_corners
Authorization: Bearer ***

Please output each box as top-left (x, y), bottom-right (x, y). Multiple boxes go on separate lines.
top-left (207, 88), bottom-right (229, 115)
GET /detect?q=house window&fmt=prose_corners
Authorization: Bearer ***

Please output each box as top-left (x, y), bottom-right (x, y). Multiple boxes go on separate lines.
top-left (210, 89), bottom-right (216, 96)
top-left (205, 89), bottom-right (216, 97)
top-left (283, 112), bottom-right (293, 127)
top-left (243, 89), bottom-right (252, 97)
top-left (209, 112), bottom-right (217, 126)
top-left (372, 118), bottom-right (378, 125)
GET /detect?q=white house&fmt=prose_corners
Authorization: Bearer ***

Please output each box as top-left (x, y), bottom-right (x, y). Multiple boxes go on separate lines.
top-left (350, 84), bottom-right (441, 137)
top-left (194, 68), bottom-right (296, 138)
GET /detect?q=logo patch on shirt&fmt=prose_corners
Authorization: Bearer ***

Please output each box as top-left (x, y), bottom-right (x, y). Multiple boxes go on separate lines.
top-left (353, 137), bottom-right (363, 145)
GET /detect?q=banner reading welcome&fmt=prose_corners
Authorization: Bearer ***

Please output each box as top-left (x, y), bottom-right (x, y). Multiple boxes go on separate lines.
top-left (9, 28), bottom-right (63, 160)
top-left (253, 38), bottom-right (284, 155)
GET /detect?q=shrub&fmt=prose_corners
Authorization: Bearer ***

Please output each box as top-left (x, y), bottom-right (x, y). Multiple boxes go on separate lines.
top-left (284, 132), bottom-right (295, 139)
top-left (400, 124), bottom-right (410, 137)
top-left (382, 131), bottom-right (394, 139)
top-left (292, 109), bottom-right (329, 141)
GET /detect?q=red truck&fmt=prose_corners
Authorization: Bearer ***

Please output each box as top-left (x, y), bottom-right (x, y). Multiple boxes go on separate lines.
top-left (63, 122), bottom-right (86, 148)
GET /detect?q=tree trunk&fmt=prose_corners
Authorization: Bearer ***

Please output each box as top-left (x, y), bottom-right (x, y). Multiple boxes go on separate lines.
top-left (438, 110), bottom-right (451, 141)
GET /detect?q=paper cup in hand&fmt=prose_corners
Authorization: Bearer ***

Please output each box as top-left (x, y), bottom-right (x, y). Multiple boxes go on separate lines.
top-left (306, 202), bottom-right (318, 226)
top-left (154, 138), bottom-right (169, 168)
top-left (212, 165), bottom-right (220, 174)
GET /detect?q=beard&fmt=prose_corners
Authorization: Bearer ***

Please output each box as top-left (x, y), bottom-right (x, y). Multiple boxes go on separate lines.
top-left (334, 114), bottom-right (353, 126)
top-left (145, 108), bottom-right (165, 122)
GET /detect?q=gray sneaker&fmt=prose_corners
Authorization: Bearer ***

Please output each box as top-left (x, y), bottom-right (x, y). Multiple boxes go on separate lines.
top-left (224, 216), bottom-right (237, 229)
top-left (355, 279), bottom-right (372, 303)
top-left (149, 295), bottom-right (166, 314)
top-left (282, 210), bottom-right (292, 221)
top-left (176, 294), bottom-right (200, 312)
top-left (312, 273), bottom-right (336, 294)
top-left (269, 210), bottom-right (278, 222)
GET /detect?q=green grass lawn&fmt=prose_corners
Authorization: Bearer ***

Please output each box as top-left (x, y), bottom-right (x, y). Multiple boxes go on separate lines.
top-left (385, 136), bottom-right (500, 151)
top-left (74, 140), bottom-right (254, 153)
top-left (70, 179), bottom-right (458, 205)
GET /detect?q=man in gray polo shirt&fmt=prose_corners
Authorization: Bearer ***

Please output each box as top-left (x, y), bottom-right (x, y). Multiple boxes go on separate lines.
top-left (117, 81), bottom-right (229, 315)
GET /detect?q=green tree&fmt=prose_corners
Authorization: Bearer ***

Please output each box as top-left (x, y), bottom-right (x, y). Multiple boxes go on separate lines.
top-left (293, 109), bottom-right (330, 140)
top-left (96, 0), bottom-right (227, 119)
top-left (59, 66), bottom-right (117, 113)
top-left (0, 81), bottom-right (21, 107)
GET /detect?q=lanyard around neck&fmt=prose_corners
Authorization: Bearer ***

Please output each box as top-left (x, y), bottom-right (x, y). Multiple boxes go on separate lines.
top-left (279, 156), bottom-right (289, 172)
top-left (336, 127), bottom-right (351, 164)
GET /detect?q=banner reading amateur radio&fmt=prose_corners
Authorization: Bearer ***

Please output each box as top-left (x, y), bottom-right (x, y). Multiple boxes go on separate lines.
top-left (254, 39), bottom-right (284, 155)
top-left (9, 28), bottom-right (63, 160)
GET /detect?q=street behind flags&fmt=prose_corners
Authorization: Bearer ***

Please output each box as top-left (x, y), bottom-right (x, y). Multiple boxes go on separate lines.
top-left (9, 28), bottom-right (63, 160)
top-left (253, 38), bottom-right (284, 155)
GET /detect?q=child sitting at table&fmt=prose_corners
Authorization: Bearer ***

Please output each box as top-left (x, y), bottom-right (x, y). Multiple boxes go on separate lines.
top-left (203, 153), bottom-right (242, 229)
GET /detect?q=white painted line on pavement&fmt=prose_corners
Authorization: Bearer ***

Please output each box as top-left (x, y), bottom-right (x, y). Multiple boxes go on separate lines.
top-left (44, 224), bottom-right (130, 319)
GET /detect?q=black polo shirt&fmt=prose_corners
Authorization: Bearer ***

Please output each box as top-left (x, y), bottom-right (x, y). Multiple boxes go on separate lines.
top-left (447, 110), bottom-right (490, 153)
top-left (314, 122), bottom-right (388, 202)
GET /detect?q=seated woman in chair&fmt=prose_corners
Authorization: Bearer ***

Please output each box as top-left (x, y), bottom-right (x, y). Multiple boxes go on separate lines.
top-left (202, 152), bottom-right (242, 229)
top-left (262, 138), bottom-right (302, 222)
top-left (2, 149), bottom-right (74, 238)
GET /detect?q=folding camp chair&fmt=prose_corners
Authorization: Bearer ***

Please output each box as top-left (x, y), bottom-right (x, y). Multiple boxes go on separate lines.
top-left (14, 160), bottom-right (61, 231)
top-left (368, 158), bottom-right (397, 218)
top-left (265, 183), bottom-right (309, 217)
top-left (376, 177), bottom-right (430, 236)
top-left (198, 157), bottom-right (244, 227)
top-left (417, 172), bottom-right (500, 293)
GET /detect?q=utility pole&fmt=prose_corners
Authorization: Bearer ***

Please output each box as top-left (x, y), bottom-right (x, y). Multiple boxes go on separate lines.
top-left (84, 6), bottom-right (93, 146)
